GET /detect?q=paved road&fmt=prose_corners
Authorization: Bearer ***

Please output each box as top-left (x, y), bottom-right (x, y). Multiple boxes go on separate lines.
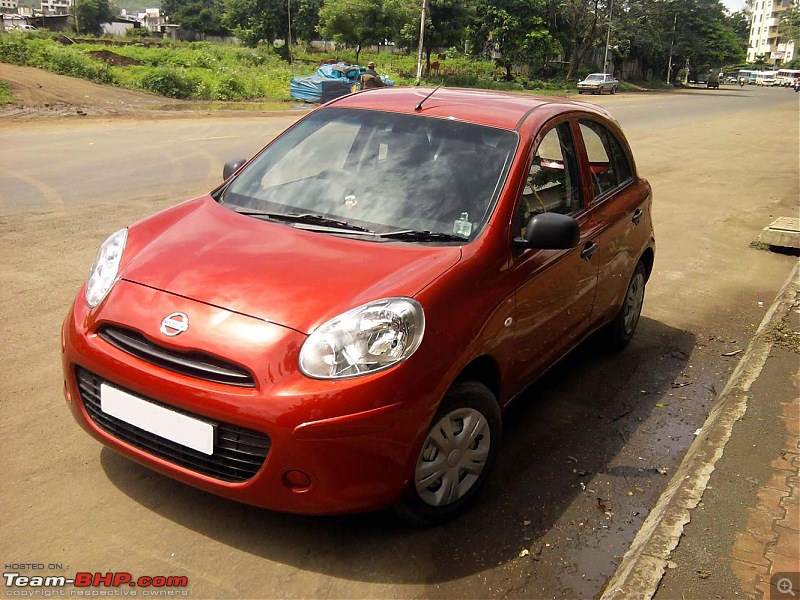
top-left (1, 86), bottom-right (797, 599)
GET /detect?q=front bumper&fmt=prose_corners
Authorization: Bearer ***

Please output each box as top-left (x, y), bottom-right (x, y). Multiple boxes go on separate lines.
top-left (62, 280), bottom-right (437, 515)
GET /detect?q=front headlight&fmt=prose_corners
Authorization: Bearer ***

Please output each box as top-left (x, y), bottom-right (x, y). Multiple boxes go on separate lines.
top-left (299, 297), bottom-right (425, 379)
top-left (85, 228), bottom-right (128, 308)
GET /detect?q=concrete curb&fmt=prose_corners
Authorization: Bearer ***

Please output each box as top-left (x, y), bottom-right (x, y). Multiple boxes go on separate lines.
top-left (600, 259), bottom-right (800, 600)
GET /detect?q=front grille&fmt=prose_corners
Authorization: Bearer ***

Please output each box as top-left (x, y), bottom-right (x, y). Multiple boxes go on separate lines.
top-left (76, 367), bottom-right (270, 482)
top-left (98, 326), bottom-right (255, 388)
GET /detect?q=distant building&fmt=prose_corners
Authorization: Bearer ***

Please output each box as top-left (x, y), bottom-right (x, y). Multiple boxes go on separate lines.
top-left (0, 0), bottom-right (19, 12)
top-left (747, 0), bottom-right (797, 64)
top-left (41, 0), bottom-right (71, 16)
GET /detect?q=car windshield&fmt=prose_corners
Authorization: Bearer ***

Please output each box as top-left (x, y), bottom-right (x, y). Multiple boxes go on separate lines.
top-left (585, 74), bottom-right (604, 81)
top-left (220, 107), bottom-right (517, 242)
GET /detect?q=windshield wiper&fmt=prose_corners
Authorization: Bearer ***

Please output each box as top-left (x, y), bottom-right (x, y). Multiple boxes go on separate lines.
top-left (231, 209), bottom-right (373, 233)
top-left (378, 230), bottom-right (468, 242)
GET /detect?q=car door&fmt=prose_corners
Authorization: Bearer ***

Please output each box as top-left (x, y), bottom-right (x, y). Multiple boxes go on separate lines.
top-left (575, 118), bottom-right (651, 326)
top-left (506, 118), bottom-right (602, 386)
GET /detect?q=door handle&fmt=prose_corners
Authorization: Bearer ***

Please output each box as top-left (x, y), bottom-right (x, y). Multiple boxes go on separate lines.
top-left (632, 208), bottom-right (644, 225)
top-left (580, 241), bottom-right (599, 260)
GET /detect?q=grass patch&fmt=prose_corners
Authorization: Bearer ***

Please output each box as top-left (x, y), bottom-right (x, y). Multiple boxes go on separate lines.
top-left (2, 33), bottom-right (660, 103)
top-left (0, 79), bottom-right (14, 104)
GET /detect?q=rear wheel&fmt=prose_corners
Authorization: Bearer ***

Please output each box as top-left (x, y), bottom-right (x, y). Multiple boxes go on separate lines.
top-left (395, 381), bottom-right (501, 526)
top-left (605, 261), bottom-right (647, 350)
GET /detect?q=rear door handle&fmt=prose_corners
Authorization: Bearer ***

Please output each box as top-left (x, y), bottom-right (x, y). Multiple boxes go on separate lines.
top-left (580, 241), bottom-right (599, 260)
top-left (632, 208), bottom-right (644, 225)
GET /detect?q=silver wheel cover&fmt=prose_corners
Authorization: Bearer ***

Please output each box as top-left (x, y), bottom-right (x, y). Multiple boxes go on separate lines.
top-left (414, 407), bottom-right (491, 507)
top-left (623, 272), bottom-right (645, 335)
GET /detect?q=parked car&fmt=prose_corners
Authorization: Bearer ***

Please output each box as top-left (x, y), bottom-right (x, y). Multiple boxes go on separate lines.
top-left (577, 73), bottom-right (619, 95)
top-left (62, 88), bottom-right (655, 525)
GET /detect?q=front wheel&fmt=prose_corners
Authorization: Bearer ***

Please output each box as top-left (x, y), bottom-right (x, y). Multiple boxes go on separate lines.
top-left (597, 85), bottom-right (603, 95)
top-left (395, 381), bottom-right (501, 526)
top-left (605, 261), bottom-right (647, 350)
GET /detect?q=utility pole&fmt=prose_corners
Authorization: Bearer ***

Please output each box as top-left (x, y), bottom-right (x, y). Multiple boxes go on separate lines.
top-left (666, 12), bottom-right (677, 84)
top-left (286, 0), bottom-right (292, 63)
top-left (415, 0), bottom-right (429, 84)
top-left (603, 0), bottom-right (614, 74)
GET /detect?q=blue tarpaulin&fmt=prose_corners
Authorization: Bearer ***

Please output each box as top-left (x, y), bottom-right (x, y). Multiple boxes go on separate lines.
top-left (290, 62), bottom-right (363, 103)
top-left (290, 62), bottom-right (391, 103)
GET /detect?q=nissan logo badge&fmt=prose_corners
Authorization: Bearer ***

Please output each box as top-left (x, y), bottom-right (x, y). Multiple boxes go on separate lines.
top-left (160, 312), bottom-right (189, 337)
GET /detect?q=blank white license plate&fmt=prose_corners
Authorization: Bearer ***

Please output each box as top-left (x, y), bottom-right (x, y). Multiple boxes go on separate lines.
top-left (100, 384), bottom-right (215, 455)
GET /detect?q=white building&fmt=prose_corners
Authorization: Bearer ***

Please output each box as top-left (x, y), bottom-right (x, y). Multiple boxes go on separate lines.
top-left (41, 0), bottom-right (71, 16)
top-left (0, 0), bottom-right (19, 12)
top-left (747, 0), bottom-right (797, 64)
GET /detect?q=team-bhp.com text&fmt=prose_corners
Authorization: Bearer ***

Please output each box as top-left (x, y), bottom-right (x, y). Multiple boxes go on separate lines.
top-left (4, 572), bottom-right (188, 597)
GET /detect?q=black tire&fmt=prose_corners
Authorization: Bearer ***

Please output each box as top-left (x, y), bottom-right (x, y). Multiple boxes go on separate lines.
top-left (605, 261), bottom-right (647, 350)
top-left (611, 86), bottom-right (617, 95)
top-left (395, 381), bottom-right (501, 526)
top-left (597, 85), bottom-right (603, 95)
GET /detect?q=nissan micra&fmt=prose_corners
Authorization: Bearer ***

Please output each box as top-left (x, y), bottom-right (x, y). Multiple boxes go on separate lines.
top-left (62, 87), bottom-right (655, 525)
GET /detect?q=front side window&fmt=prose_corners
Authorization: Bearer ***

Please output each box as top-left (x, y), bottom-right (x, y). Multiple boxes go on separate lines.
top-left (221, 108), bottom-right (517, 242)
top-left (579, 120), bottom-right (633, 200)
top-left (517, 121), bottom-right (581, 232)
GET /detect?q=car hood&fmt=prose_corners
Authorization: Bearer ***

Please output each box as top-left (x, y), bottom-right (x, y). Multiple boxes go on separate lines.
top-left (119, 197), bottom-right (462, 333)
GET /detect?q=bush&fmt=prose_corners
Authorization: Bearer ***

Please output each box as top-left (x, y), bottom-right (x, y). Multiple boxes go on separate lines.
top-left (125, 27), bottom-right (150, 38)
top-left (0, 35), bottom-right (115, 84)
top-left (0, 80), bottom-right (13, 105)
top-left (137, 67), bottom-right (199, 98)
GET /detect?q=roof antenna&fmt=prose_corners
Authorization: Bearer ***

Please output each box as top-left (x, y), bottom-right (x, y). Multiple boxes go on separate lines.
top-left (415, 86), bottom-right (441, 112)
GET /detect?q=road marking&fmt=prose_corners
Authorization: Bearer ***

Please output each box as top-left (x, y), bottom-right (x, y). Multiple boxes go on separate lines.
top-left (182, 136), bottom-right (237, 142)
top-left (0, 168), bottom-right (66, 214)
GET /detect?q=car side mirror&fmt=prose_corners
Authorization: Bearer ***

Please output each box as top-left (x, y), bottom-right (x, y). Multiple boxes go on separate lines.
top-left (223, 158), bottom-right (247, 181)
top-left (514, 212), bottom-right (580, 249)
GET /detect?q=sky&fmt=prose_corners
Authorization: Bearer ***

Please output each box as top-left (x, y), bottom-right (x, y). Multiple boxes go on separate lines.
top-left (722, 0), bottom-right (747, 13)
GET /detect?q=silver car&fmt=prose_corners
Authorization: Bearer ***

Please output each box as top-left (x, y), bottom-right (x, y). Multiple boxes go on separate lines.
top-left (577, 73), bottom-right (619, 95)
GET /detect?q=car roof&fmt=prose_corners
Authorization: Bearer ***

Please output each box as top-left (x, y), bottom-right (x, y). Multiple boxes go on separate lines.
top-left (326, 87), bottom-right (613, 131)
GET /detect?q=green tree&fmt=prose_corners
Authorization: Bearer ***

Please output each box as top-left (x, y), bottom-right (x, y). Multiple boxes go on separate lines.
top-left (470, 0), bottom-right (560, 79)
top-left (223, 0), bottom-right (286, 46)
top-left (606, 0), bottom-right (744, 81)
top-left (294, 0), bottom-right (324, 42)
top-left (396, 0), bottom-right (476, 70)
top-left (778, 1), bottom-right (800, 46)
top-left (317, 0), bottom-right (386, 62)
top-left (547, 0), bottom-right (611, 80)
top-left (171, 0), bottom-right (228, 36)
top-left (72, 0), bottom-right (117, 35)
top-left (726, 9), bottom-right (751, 48)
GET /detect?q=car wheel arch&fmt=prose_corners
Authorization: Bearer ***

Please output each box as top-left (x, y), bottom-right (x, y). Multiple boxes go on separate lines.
top-left (453, 354), bottom-right (502, 403)
top-left (638, 246), bottom-right (655, 281)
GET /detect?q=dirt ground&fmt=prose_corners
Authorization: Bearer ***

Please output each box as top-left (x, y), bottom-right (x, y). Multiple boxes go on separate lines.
top-left (0, 62), bottom-right (185, 119)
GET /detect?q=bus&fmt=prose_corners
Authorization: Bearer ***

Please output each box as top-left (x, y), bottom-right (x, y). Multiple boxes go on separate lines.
top-left (776, 69), bottom-right (800, 87)
top-left (737, 69), bottom-right (756, 84)
top-left (756, 70), bottom-right (778, 86)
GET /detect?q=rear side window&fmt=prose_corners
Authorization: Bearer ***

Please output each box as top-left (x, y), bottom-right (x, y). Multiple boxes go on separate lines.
top-left (579, 120), bottom-right (633, 199)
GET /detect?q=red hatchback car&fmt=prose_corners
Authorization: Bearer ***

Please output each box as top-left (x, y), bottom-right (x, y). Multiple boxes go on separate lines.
top-left (62, 88), bottom-right (655, 525)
